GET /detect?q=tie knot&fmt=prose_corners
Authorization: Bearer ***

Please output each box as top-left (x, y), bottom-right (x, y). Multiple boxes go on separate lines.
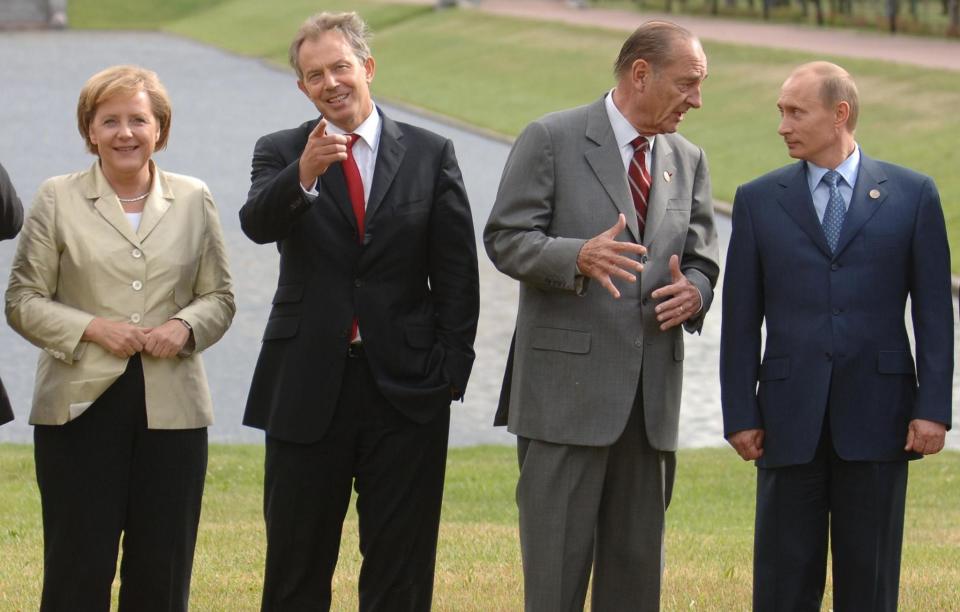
top-left (823, 169), bottom-right (841, 188)
top-left (631, 136), bottom-right (648, 152)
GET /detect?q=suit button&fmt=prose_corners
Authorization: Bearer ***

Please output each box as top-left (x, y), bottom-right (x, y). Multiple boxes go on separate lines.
top-left (131, 313), bottom-right (142, 324)
top-left (832, 308), bottom-right (841, 315)
top-left (132, 280), bottom-right (143, 291)
top-left (831, 263), bottom-right (839, 271)
top-left (825, 351), bottom-right (832, 361)
top-left (642, 297), bottom-right (649, 306)
top-left (634, 338), bottom-right (643, 348)
top-left (354, 279), bottom-right (362, 288)
top-left (132, 248), bottom-right (142, 259)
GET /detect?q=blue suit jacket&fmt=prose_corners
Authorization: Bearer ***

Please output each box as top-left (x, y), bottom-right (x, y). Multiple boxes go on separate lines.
top-left (720, 153), bottom-right (953, 468)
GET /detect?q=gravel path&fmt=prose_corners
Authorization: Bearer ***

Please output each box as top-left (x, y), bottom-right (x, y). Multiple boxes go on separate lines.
top-left (0, 29), bottom-right (956, 450)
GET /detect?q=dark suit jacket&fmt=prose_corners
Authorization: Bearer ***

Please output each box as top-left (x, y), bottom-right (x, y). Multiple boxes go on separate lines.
top-left (720, 153), bottom-right (953, 468)
top-left (240, 111), bottom-right (479, 444)
top-left (1, 162), bottom-right (23, 425)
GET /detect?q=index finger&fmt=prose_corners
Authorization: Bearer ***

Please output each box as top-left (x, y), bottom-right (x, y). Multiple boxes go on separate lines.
top-left (310, 118), bottom-right (327, 138)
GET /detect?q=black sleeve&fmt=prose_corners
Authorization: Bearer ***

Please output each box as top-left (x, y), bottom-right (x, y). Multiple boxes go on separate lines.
top-left (0, 162), bottom-right (23, 240)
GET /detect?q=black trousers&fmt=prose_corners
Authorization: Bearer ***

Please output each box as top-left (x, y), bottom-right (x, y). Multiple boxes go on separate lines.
top-left (261, 347), bottom-right (450, 612)
top-left (34, 355), bottom-right (208, 612)
top-left (754, 422), bottom-right (908, 612)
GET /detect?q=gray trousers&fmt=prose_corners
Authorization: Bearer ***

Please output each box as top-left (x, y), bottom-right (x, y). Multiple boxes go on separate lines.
top-left (517, 402), bottom-right (676, 612)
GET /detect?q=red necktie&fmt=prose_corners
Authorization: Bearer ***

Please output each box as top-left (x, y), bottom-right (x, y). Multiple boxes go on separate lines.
top-left (342, 134), bottom-right (365, 243)
top-left (628, 136), bottom-right (651, 236)
top-left (343, 134), bottom-right (365, 341)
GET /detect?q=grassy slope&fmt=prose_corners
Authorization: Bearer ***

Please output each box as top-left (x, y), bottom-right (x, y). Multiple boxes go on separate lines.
top-left (1, 445), bottom-right (958, 609)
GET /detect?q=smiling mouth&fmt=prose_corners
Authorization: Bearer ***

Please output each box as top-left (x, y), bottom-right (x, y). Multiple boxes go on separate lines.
top-left (114, 146), bottom-right (139, 152)
top-left (327, 93), bottom-right (349, 104)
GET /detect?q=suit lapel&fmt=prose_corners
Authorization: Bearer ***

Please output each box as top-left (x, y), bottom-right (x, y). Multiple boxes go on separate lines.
top-left (776, 161), bottom-right (832, 258)
top-left (583, 98), bottom-right (640, 242)
top-left (86, 162), bottom-right (142, 248)
top-left (834, 154), bottom-right (887, 257)
top-left (137, 162), bottom-right (172, 241)
top-left (642, 136), bottom-right (677, 247)
top-left (366, 112), bottom-right (405, 226)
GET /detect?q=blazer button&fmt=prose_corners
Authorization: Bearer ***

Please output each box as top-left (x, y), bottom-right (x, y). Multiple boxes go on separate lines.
top-left (132, 280), bottom-right (143, 291)
top-left (832, 307), bottom-right (841, 315)
top-left (831, 263), bottom-right (839, 271)
top-left (131, 313), bottom-right (142, 324)
top-left (634, 338), bottom-right (643, 348)
top-left (354, 279), bottom-right (362, 288)
top-left (825, 351), bottom-right (832, 361)
top-left (132, 248), bottom-right (143, 259)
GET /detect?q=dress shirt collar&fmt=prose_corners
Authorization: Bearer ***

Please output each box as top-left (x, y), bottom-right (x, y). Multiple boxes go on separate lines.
top-left (324, 105), bottom-right (382, 151)
top-left (806, 143), bottom-right (861, 193)
top-left (604, 89), bottom-right (656, 156)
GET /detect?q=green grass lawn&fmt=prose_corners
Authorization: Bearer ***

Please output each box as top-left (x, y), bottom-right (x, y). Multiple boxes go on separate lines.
top-left (68, 0), bottom-right (960, 272)
top-left (1, 444), bottom-right (958, 609)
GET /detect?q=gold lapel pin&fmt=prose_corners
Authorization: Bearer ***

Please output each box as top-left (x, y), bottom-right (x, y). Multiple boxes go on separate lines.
top-left (869, 189), bottom-right (881, 199)
top-left (663, 171), bottom-right (673, 183)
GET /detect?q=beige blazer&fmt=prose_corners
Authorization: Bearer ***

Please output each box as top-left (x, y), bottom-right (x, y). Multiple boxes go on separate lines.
top-left (5, 161), bottom-right (235, 428)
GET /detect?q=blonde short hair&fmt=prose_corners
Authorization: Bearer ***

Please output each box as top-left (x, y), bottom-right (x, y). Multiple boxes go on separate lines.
top-left (76, 65), bottom-right (172, 155)
top-left (288, 11), bottom-right (371, 79)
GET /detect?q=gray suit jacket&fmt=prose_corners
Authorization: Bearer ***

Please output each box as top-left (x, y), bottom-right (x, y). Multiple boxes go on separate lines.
top-left (484, 97), bottom-right (719, 450)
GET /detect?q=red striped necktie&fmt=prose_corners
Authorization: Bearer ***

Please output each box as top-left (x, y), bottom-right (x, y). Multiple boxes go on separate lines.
top-left (628, 136), bottom-right (651, 237)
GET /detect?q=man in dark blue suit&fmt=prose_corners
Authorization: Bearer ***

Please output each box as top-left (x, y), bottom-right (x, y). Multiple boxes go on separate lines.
top-left (720, 62), bottom-right (953, 611)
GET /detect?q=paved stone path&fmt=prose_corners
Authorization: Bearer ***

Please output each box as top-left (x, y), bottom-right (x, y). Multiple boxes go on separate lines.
top-left (0, 28), bottom-right (957, 450)
top-left (469, 0), bottom-right (960, 71)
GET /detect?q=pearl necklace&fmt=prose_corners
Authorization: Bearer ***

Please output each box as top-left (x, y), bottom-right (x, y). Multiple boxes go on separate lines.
top-left (118, 192), bottom-right (150, 203)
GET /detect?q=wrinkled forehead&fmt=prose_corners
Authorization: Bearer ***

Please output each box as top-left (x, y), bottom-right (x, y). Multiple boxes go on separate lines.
top-left (665, 37), bottom-right (707, 76)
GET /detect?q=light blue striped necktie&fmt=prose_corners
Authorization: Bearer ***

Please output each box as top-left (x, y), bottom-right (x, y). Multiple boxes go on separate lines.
top-left (821, 170), bottom-right (846, 253)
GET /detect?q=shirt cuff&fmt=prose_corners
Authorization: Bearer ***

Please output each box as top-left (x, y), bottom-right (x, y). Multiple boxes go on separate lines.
top-left (301, 178), bottom-right (320, 198)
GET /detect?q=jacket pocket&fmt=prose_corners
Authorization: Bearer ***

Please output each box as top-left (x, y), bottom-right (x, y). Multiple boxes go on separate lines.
top-left (877, 350), bottom-right (915, 375)
top-left (394, 198), bottom-right (430, 216)
top-left (263, 317), bottom-right (299, 340)
top-left (531, 327), bottom-right (591, 354)
top-left (272, 284), bottom-right (304, 304)
top-left (759, 357), bottom-right (790, 381)
top-left (405, 326), bottom-right (436, 349)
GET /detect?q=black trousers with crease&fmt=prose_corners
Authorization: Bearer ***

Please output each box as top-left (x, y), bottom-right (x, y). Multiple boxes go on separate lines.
top-left (34, 355), bottom-right (208, 612)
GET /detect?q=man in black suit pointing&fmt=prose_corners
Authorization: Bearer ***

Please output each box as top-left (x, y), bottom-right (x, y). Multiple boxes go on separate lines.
top-left (239, 11), bottom-right (479, 611)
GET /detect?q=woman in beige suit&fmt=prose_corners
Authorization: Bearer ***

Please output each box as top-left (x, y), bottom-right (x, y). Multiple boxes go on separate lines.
top-left (5, 65), bottom-right (235, 611)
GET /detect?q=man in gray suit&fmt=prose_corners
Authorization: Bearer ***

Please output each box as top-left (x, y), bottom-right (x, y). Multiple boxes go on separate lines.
top-left (485, 21), bottom-right (719, 611)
